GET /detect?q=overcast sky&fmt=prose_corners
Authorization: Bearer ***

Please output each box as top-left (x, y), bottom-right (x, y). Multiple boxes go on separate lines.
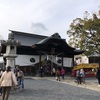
top-left (0, 0), bottom-right (99, 41)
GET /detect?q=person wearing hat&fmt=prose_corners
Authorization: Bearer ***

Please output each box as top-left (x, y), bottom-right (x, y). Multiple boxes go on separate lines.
top-left (0, 66), bottom-right (18, 100)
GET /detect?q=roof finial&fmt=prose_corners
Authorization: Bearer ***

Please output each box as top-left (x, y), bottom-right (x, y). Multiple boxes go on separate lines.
top-left (51, 33), bottom-right (61, 38)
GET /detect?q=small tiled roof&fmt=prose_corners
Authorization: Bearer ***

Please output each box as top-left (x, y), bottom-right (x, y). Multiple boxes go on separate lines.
top-left (32, 33), bottom-right (84, 57)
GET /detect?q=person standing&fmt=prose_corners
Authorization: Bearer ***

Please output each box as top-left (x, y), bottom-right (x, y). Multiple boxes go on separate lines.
top-left (52, 67), bottom-right (56, 76)
top-left (17, 68), bottom-right (24, 89)
top-left (0, 68), bottom-right (3, 78)
top-left (40, 67), bottom-right (44, 77)
top-left (96, 67), bottom-right (100, 86)
top-left (61, 68), bottom-right (65, 80)
top-left (14, 66), bottom-right (19, 77)
top-left (0, 66), bottom-right (18, 100)
top-left (80, 69), bottom-right (85, 84)
top-left (56, 68), bottom-right (61, 81)
top-left (76, 70), bottom-right (82, 84)
top-left (0, 68), bottom-right (3, 94)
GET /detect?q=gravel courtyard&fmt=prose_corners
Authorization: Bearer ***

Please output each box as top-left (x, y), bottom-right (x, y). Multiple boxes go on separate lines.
top-left (8, 78), bottom-right (100, 100)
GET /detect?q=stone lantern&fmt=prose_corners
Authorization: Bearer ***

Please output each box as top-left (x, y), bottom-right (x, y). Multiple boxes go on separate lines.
top-left (1, 32), bottom-right (21, 70)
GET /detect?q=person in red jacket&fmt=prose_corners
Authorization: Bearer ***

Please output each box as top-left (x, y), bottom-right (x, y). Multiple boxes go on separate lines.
top-left (61, 68), bottom-right (65, 80)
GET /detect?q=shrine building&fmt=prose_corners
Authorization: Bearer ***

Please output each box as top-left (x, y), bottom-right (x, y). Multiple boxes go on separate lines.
top-left (0, 30), bottom-right (84, 76)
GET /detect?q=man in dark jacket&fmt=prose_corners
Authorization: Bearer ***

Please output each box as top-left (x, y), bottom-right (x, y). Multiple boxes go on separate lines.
top-left (96, 67), bottom-right (100, 86)
top-left (40, 67), bottom-right (44, 77)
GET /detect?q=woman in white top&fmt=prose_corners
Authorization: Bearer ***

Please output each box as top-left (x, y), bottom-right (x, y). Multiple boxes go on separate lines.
top-left (0, 66), bottom-right (18, 100)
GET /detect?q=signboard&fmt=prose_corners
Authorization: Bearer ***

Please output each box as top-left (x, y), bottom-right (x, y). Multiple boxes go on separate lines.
top-left (73, 63), bottom-right (99, 70)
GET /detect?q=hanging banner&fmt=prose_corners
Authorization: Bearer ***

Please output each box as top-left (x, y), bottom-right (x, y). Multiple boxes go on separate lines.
top-left (47, 55), bottom-right (72, 67)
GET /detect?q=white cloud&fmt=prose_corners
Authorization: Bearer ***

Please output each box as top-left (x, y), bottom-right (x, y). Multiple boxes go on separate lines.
top-left (0, 0), bottom-right (99, 40)
top-left (31, 22), bottom-right (47, 33)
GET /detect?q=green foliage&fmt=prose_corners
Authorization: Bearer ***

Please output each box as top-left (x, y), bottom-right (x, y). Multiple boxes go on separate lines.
top-left (67, 11), bottom-right (100, 56)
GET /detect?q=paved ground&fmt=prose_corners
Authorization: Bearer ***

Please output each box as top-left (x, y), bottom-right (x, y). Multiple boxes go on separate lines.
top-left (5, 76), bottom-right (100, 100)
top-left (45, 76), bottom-right (100, 91)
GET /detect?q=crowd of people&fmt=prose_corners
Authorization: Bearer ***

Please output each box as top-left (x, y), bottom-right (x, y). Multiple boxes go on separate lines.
top-left (38, 66), bottom-right (66, 81)
top-left (51, 67), bottom-right (65, 81)
top-left (51, 67), bottom-right (100, 86)
top-left (0, 65), bottom-right (100, 100)
top-left (0, 66), bottom-right (24, 100)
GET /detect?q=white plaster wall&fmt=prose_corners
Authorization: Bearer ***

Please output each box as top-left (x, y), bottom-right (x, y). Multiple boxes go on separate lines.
top-left (15, 55), bottom-right (46, 66)
top-left (15, 55), bottom-right (72, 67)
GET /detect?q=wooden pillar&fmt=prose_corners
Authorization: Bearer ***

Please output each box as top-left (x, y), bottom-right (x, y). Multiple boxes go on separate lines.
top-left (72, 56), bottom-right (74, 67)
top-left (61, 56), bottom-right (63, 69)
top-left (39, 53), bottom-right (41, 69)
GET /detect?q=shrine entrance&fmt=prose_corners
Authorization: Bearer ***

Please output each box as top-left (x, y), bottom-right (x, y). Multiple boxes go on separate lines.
top-left (32, 33), bottom-right (84, 76)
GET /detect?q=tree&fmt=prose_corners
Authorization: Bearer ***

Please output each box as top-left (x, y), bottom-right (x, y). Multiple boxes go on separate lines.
top-left (67, 11), bottom-right (100, 56)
